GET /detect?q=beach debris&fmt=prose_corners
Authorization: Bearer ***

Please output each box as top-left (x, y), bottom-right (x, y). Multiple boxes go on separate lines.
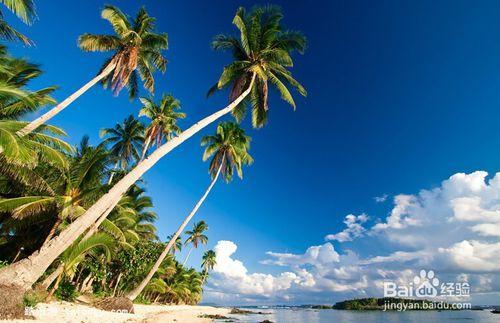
top-left (93, 296), bottom-right (134, 313)
top-left (229, 307), bottom-right (269, 315)
top-left (199, 313), bottom-right (232, 319)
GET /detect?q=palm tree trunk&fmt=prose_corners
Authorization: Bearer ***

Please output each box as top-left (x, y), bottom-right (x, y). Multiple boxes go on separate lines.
top-left (37, 201), bottom-right (119, 291)
top-left (17, 63), bottom-right (116, 136)
top-left (82, 197), bottom-right (120, 241)
top-left (126, 161), bottom-right (223, 301)
top-left (0, 74), bottom-right (255, 291)
top-left (112, 272), bottom-right (123, 297)
top-left (108, 161), bottom-right (120, 185)
top-left (79, 273), bottom-right (92, 292)
top-left (140, 136), bottom-right (152, 161)
top-left (43, 217), bottom-right (62, 245)
top-left (182, 246), bottom-right (194, 266)
top-left (39, 265), bottom-right (63, 290)
top-left (46, 272), bottom-right (63, 299)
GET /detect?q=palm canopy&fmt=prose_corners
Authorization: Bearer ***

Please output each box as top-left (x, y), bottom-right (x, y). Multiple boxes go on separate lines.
top-left (139, 94), bottom-right (185, 157)
top-left (102, 185), bottom-right (158, 245)
top-left (100, 115), bottom-right (145, 170)
top-left (78, 5), bottom-right (168, 98)
top-left (209, 5), bottom-right (307, 128)
top-left (201, 121), bottom-right (253, 182)
top-left (201, 249), bottom-right (216, 272)
top-left (0, 46), bottom-right (56, 119)
top-left (0, 137), bottom-right (110, 240)
top-left (0, 120), bottom-right (71, 169)
top-left (184, 221), bottom-right (208, 249)
top-left (0, 0), bottom-right (36, 45)
top-left (167, 234), bottom-right (182, 254)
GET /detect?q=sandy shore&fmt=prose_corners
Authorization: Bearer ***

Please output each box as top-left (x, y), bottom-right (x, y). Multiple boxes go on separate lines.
top-left (7, 302), bottom-right (231, 322)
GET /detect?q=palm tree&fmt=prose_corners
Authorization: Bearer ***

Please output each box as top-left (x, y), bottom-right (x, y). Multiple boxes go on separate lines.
top-left (0, 137), bottom-right (109, 245)
top-left (201, 249), bottom-right (216, 283)
top-left (39, 184), bottom-right (156, 291)
top-left (45, 233), bottom-right (114, 298)
top-left (0, 6), bottom-right (304, 291)
top-left (0, 0), bottom-right (36, 45)
top-left (138, 95), bottom-right (185, 160)
top-left (0, 47), bottom-right (59, 157)
top-left (19, 5), bottom-right (168, 135)
top-left (0, 120), bottom-right (71, 169)
top-left (100, 115), bottom-right (144, 183)
top-left (183, 221), bottom-right (208, 265)
top-left (208, 5), bottom-right (306, 127)
top-left (0, 49), bottom-right (56, 119)
top-left (126, 122), bottom-right (252, 300)
top-left (166, 234), bottom-right (182, 255)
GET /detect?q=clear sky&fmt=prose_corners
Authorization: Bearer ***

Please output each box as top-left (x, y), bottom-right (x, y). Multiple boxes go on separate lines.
top-left (9, 0), bottom-right (500, 305)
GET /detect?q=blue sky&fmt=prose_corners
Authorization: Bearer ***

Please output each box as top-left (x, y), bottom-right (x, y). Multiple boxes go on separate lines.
top-left (8, 0), bottom-right (500, 304)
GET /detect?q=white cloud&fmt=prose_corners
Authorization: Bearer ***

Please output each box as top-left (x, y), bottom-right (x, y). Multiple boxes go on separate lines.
top-left (204, 171), bottom-right (500, 304)
top-left (264, 243), bottom-right (340, 266)
top-left (374, 194), bottom-right (388, 203)
top-left (209, 241), bottom-right (301, 297)
top-left (325, 214), bottom-right (369, 242)
top-left (471, 223), bottom-right (500, 237)
top-left (438, 240), bottom-right (500, 272)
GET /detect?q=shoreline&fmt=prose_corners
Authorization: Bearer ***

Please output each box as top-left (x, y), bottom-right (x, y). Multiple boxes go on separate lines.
top-left (9, 302), bottom-right (231, 322)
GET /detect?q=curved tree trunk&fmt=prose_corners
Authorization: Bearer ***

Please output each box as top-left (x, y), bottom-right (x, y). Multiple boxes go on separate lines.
top-left (39, 265), bottom-right (63, 290)
top-left (38, 201), bottom-right (120, 291)
top-left (82, 197), bottom-right (121, 241)
top-left (17, 62), bottom-right (116, 136)
top-left (112, 272), bottom-right (123, 297)
top-left (126, 162), bottom-right (223, 301)
top-left (46, 271), bottom-right (63, 299)
top-left (0, 74), bottom-right (255, 291)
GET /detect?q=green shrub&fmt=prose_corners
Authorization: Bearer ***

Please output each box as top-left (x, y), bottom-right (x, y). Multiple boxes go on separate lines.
top-left (54, 280), bottom-right (79, 302)
top-left (23, 289), bottom-right (45, 308)
top-left (134, 295), bottom-right (151, 304)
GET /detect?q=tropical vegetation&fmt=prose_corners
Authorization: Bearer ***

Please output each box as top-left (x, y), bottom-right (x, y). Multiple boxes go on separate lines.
top-left (0, 1), bottom-right (306, 314)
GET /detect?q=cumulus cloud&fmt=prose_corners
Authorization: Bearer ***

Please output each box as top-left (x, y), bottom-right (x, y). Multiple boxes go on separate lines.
top-left (209, 241), bottom-right (301, 297)
top-left (204, 171), bottom-right (500, 304)
top-left (325, 214), bottom-right (369, 242)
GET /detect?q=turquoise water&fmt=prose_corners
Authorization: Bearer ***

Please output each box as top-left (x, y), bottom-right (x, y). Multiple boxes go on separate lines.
top-left (227, 308), bottom-right (500, 323)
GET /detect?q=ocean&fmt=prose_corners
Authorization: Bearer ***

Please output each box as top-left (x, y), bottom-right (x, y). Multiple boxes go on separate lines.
top-left (227, 307), bottom-right (500, 322)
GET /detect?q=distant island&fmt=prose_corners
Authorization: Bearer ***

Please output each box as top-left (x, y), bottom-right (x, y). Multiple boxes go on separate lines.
top-left (332, 297), bottom-right (458, 311)
top-left (290, 298), bottom-right (461, 311)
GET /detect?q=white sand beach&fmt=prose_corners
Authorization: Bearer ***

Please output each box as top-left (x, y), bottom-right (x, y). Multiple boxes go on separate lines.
top-left (7, 302), bottom-right (231, 322)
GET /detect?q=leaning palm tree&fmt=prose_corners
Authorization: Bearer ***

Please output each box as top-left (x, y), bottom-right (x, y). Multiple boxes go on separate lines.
top-left (201, 249), bottom-right (216, 283)
top-left (0, 6), bottom-right (304, 291)
top-left (100, 115), bottom-right (144, 183)
top-left (208, 5), bottom-right (306, 127)
top-left (126, 122), bottom-right (252, 300)
top-left (182, 221), bottom-right (208, 265)
top-left (0, 0), bottom-right (36, 45)
top-left (18, 5), bottom-right (168, 135)
top-left (138, 95), bottom-right (185, 160)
